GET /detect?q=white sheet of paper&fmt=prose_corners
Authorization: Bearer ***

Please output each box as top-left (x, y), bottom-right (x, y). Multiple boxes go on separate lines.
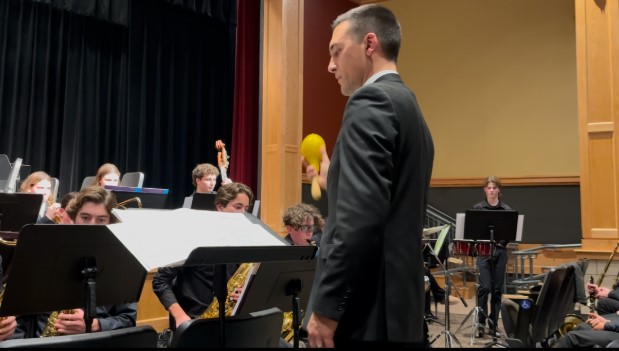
top-left (109, 208), bottom-right (285, 271)
top-left (230, 263), bottom-right (259, 316)
top-left (517, 214), bottom-right (524, 241)
top-left (455, 213), bottom-right (465, 239)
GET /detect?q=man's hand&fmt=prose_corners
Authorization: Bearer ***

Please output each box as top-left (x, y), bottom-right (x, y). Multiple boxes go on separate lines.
top-left (302, 146), bottom-right (330, 190)
top-left (587, 313), bottom-right (609, 330)
top-left (168, 303), bottom-right (191, 329)
top-left (0, 316), bottom-right (16, 341)
top-left (55, 309), bottom-right (100, 334)
top-left (307, 313), bottom-right (337, 348)
top-left (588, 283), bottom-right (609, 298)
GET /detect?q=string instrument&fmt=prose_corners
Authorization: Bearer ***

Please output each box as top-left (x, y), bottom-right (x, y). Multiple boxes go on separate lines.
top-left (215, 140), bottom-right (230, 182)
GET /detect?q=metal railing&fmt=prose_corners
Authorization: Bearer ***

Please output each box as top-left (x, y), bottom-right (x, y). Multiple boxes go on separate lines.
top-left (510, 244), bottom-right (582, 288)
top-left (425, 205), bottom-right (456, 240)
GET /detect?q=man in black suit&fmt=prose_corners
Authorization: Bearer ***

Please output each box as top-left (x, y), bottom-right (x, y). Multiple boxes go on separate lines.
top-left (303, 4), bottom-right (434, 348)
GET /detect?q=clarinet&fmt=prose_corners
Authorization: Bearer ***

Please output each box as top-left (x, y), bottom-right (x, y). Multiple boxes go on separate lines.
top-left (588, 276), bottom-right (597, 313)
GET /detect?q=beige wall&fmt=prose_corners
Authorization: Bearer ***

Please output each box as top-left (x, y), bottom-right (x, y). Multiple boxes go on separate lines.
top-left (381, 0), bottom-right (578, 178)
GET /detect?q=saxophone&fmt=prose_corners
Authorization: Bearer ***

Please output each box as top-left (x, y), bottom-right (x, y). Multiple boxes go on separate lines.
top-left (41, 309), bottom-right (77, 337)
top-left (199, 263), bottom-right (254, 319)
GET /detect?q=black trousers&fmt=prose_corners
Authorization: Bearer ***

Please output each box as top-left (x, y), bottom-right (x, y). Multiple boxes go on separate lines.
top-left (597, 297), bottom-right (619, 315)
top-left (477, 246), bottom-right (507, 330)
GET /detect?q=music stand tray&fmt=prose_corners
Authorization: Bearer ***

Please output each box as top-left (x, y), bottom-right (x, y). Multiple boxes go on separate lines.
top-left (191, 193), bottom-right (217, 211)
top-left (106, 185), bottom-right (169, 209)
top-left (183, 246), bottom-right (316, 348)
top-left (236, 259), bottom-right (316, 315)
top-left (0, 193), bottom-right (43, 232)
top-left (464, 209), bottom-right (518, 242)
top-left (0, 224), bottom-right (147, 319)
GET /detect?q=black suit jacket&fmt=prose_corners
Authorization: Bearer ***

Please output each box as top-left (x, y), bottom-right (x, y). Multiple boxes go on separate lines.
top-left (312, 73), bottom-right (434, 344)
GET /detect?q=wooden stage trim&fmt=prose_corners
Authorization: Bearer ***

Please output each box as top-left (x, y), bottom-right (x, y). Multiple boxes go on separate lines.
top-left (137, 269), bottom-right (169, 332)
top-left (303, 175), bottom-right (580, 187)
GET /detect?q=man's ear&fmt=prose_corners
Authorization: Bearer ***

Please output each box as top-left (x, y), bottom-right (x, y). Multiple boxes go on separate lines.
top-left (365, 33), bottom-right (377, 53)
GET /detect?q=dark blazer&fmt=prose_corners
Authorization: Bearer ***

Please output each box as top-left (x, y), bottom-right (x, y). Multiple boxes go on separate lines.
top-left (312, 73), bottom-right (434, 344)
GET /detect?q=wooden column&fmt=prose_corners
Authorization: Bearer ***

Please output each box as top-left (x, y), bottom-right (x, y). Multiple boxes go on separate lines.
top-left (576, 0), bottom-right (619, 255)
top-left (261, 0), bottom-right (304, 234)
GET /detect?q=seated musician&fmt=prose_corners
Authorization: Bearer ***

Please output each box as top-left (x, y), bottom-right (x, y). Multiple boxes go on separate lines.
top-left (545, 282), bottom-right (619, 348)
top-left (36, 192), bottom-right (77, 224)
top-left (0, 257), bottom-right (17, 340)
top-left (587, 282), bottom-right (619, 316)
top-left (182, 163), bottom-right (232, 208)
top-left (91, 163), bottom-right (121, 187)
top-left (551, 312), bottom-right (619, 348)
top-left (12, 186), bottom-right (137, 338)
top-left (282, 203), bottom-right (324, 247)
top-left (19, 171), bottom-right (55, 220)
top-left (153, 182), bottom-right (253, 334)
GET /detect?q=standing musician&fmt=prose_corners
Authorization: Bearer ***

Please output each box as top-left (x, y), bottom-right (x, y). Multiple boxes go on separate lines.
top-left (152, 183), bottom-right (253, 339)
top-left (11, 186), bottom-right (136, 338)
top-left (472, 175), bottom-right (512, 338)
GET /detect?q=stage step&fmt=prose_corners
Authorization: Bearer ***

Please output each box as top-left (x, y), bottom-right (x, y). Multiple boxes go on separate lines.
top-left (433, 274), bottom-right (477, 299)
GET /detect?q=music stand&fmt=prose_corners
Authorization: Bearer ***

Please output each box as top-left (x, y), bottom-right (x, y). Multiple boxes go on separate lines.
top-left (235, 259), bottom-right (317, 348)
top-left (106, 185), bottom-right (169, 209)
top-left (0, 193), bottom-right (43, 232)
top-left (459, 209), bottom-right (518, 348)
top-left (190, 193), bottom-right (217, 211)
top-left (0, 224), bottom-right (147, 333)
top-left (184, 246), bottom-right (316, 348)
top-left (427, 226), bottom-right (465, 348)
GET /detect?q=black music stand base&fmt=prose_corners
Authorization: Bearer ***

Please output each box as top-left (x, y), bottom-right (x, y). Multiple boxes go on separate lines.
top-left (425, 244), bottom-right (463, 348)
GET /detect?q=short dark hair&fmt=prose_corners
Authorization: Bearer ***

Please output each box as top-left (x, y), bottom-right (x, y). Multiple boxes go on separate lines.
top-left (66, 186), bottom-right (117, 222)
top-left (215, 182), bottom-right (254, 208)
top-left (332, 4), bottom-right (401, 62)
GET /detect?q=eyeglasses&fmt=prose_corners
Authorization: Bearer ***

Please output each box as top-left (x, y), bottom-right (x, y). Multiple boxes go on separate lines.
top-left (295, 225), bottom-right (315, 233)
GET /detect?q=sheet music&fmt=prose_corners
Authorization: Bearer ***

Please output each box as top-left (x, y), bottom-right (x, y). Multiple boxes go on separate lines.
top-left (231, 263), bottom-right (259, 316)
top-left (517, 214), bottom-right (524, 241)
top-left (109, 208), bottom-right (286, 271)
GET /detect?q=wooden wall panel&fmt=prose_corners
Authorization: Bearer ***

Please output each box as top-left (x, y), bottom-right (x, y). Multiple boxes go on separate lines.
top-left (576, 0), bottom-right (619, 252)
top-left (261, 0), bottom-right (304, 235)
